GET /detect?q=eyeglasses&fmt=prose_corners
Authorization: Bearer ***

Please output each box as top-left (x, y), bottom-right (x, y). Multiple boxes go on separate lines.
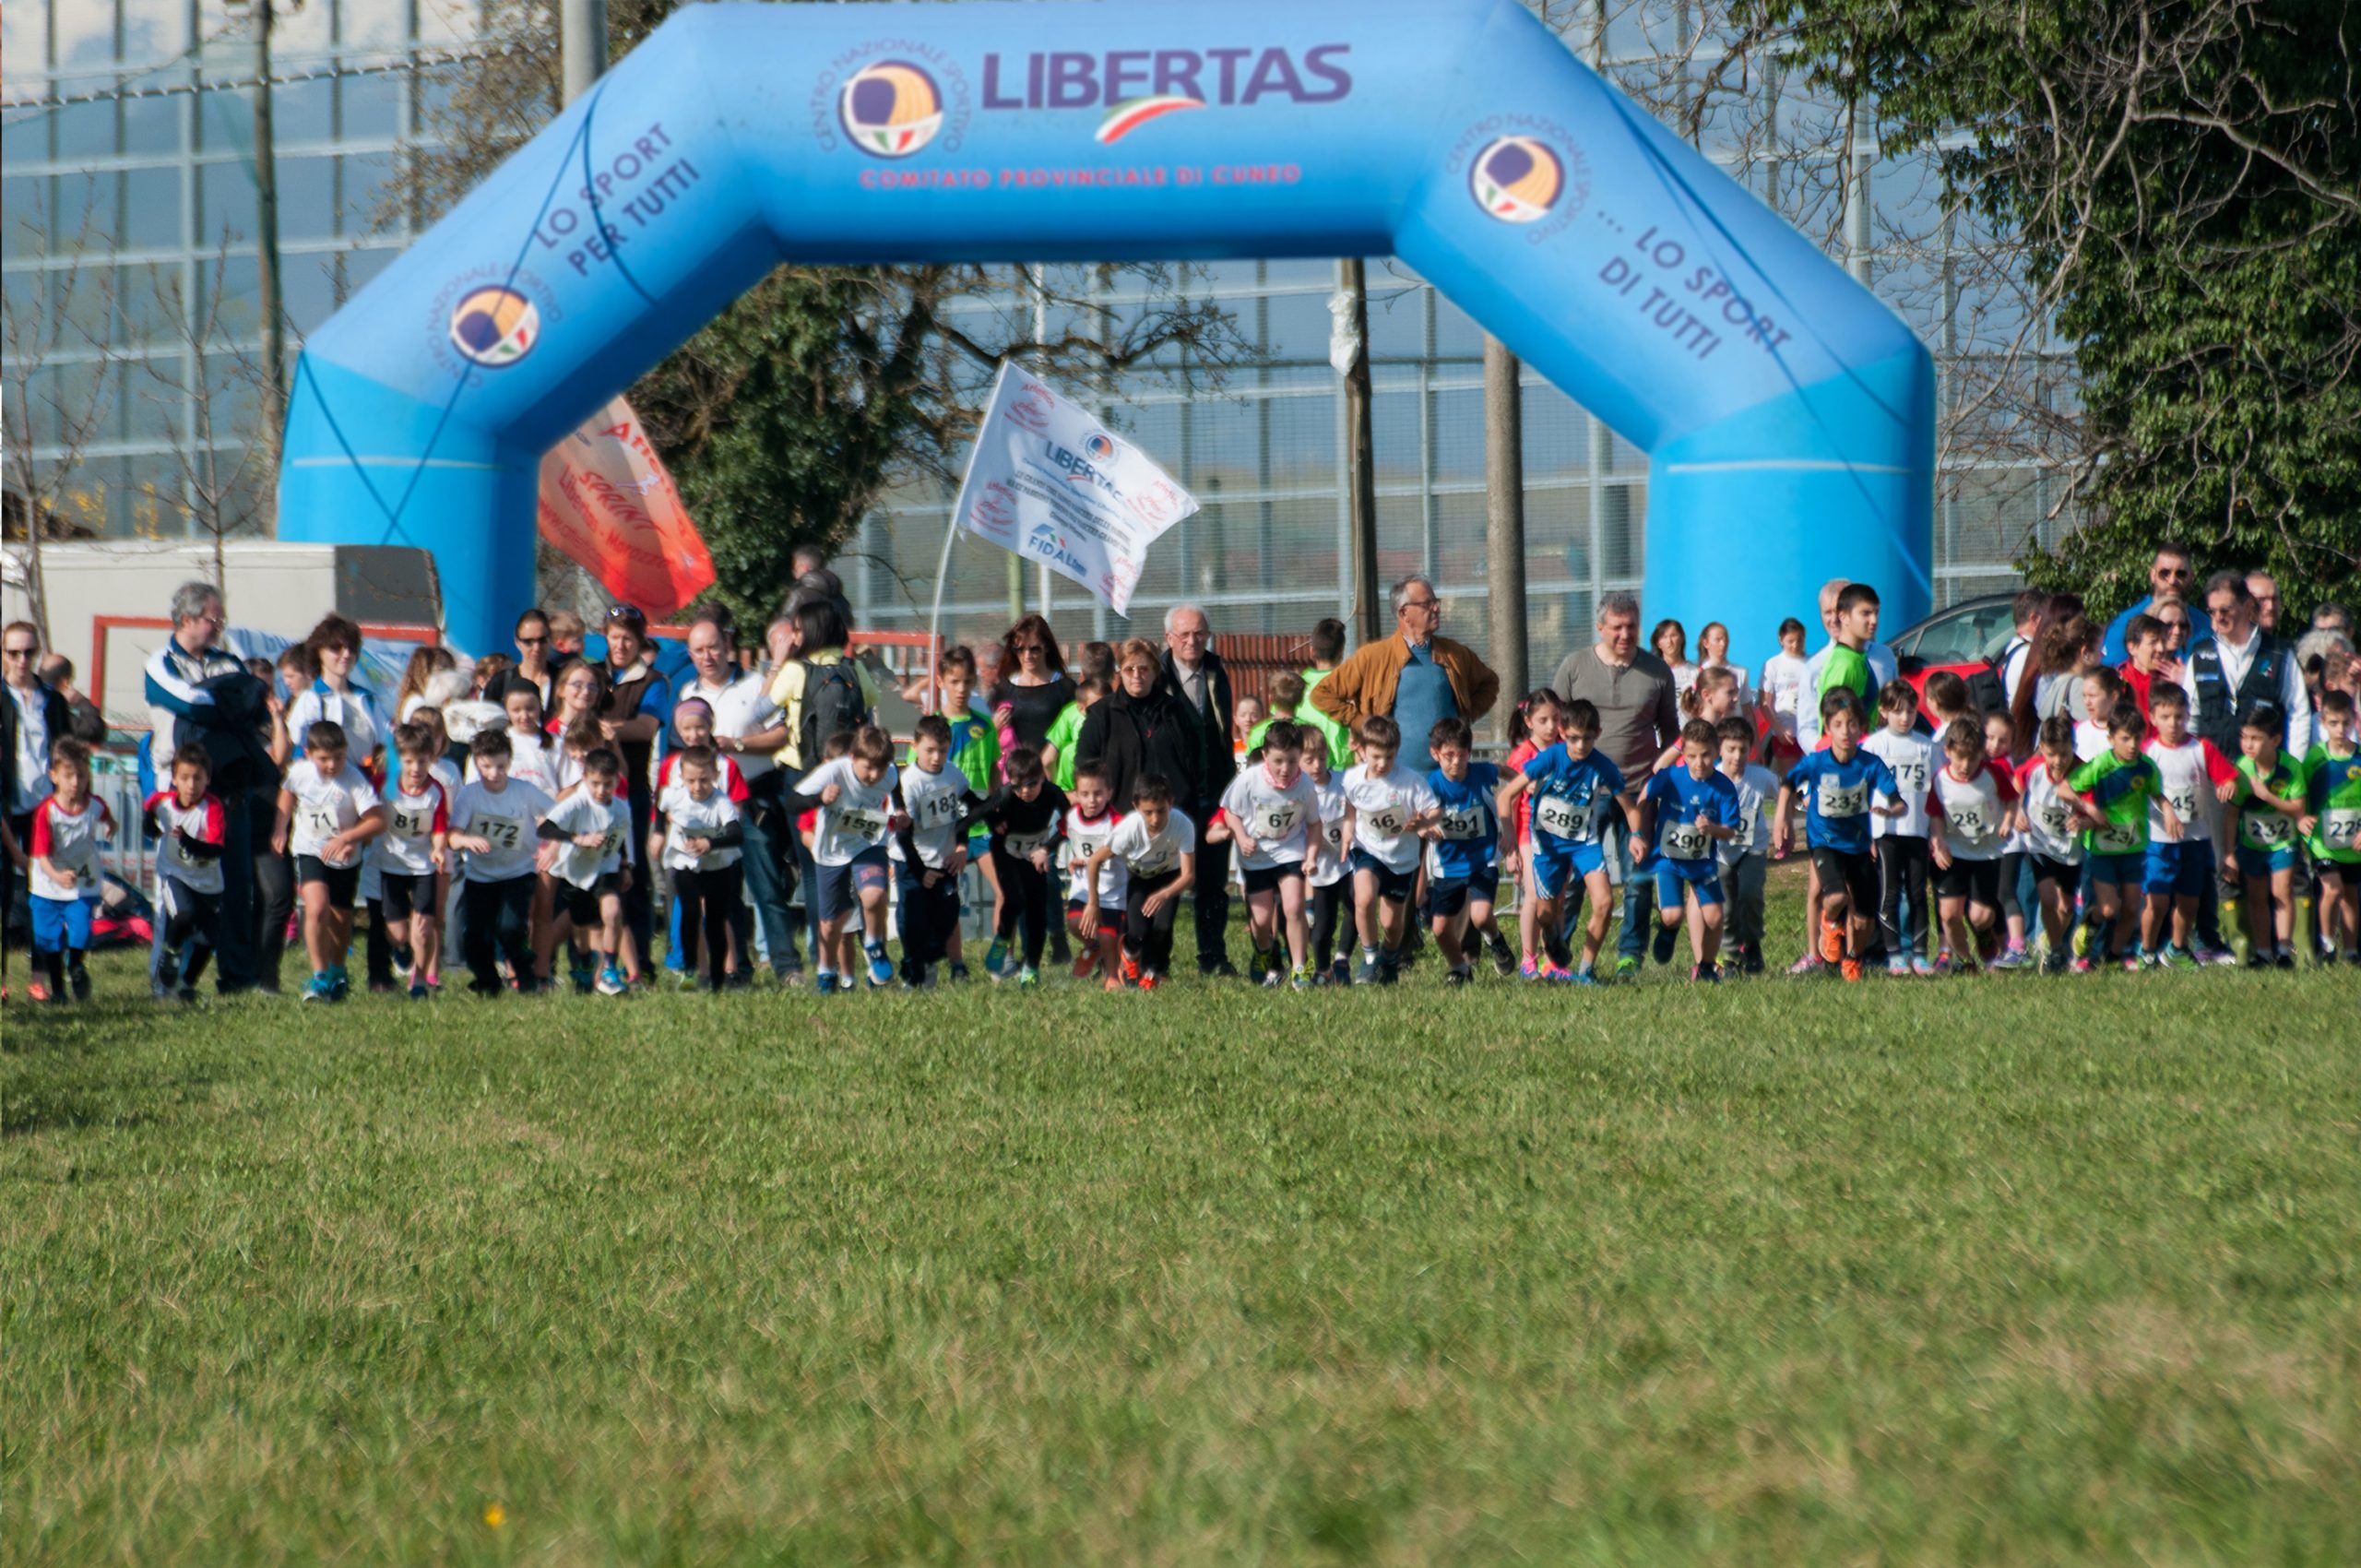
top-left (3, 646), bottom-right (34, 659)
top-left (1399, 598), bottom-right (1440, 612)
top-left (2207, 602), bottom-right (2242, 623)
top-left (605, 604), bottom-right (646, 628)
top-left (516, 634), bottom-right (548, 646)
top-left (2157, 566), bottom-right (2192, 581)
top-left (1014, 643), bottom-right (1048, 655)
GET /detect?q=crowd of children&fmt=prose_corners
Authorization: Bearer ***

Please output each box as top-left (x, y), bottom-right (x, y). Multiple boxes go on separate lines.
top-left (13, 576), bottom-right (2358, 1004)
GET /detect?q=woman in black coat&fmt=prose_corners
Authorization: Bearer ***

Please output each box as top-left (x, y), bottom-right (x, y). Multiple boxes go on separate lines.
top-left (1074, 637), bottom-right (1202, 811)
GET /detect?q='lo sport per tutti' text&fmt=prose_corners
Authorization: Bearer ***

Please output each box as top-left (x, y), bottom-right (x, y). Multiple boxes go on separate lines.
top-left (530, 122), bottom-right (704, 277)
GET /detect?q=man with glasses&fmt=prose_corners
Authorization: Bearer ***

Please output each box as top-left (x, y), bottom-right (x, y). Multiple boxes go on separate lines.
top-left (1160, 604), bottom-right (1240, 976)
top-left (678, 609), bottom-right (801, 983)
top-left (142, 581), bottom-right (267, 990)
top-left (2183, 570), bottom-right (2312, 755)
top-left (598, 604), bottom-right (673, 976)
top-left (2099, 542), bottom-right (2196, 663)
top-left (4, 623), bottom-right (75, 993)
top-left (1313, 576), bottom-right (1501, 772)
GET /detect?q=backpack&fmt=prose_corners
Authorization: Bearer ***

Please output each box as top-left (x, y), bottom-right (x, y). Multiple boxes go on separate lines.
top-left (797, 658), bottom-right (867, 763)
top-left (177, 668), bottom-right (279, 797)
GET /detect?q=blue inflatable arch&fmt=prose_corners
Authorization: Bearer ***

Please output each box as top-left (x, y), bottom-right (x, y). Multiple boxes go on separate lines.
top-left (279, 0), bottom-right (1932, 659)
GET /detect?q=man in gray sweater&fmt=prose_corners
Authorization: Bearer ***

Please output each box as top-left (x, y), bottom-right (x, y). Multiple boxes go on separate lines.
top-left (1550, 591), bottom-right (1682, 980)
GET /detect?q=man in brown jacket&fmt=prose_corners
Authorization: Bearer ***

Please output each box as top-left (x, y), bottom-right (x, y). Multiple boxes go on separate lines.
top-left (1311, 576), bottom-right (1501, 768)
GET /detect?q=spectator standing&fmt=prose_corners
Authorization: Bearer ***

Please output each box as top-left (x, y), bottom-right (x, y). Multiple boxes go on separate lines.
top-left (2098, 542), bottom-right (2197, 664)
top-left (994, 614), bottom-right (1076, 762)
top-left (511, 608), bottom-right (560, 708)
top-left (1796, 579), bottom-right (1900, 751)
top-left (5, 623), bottom-right (74, 992)
top-left (1158, 605), bottom-right (1239, 976)
top-left (1550, 592), bottom-right (1680, 980)
top-left (1311, 576), bottom-right (1501, 769)
top-left (680, 611), bottom-right (801, 981)
top-left (35, 653), bottom-right (107, 744)
top-left (1075, 637), bottom-right (1202, 818)
top-left (597, 603), bottom-right (673, 971)
top-left (2247, 570), bottom-right (2282, 635)
top-left (2185, 571), bottom-right (2311, 755)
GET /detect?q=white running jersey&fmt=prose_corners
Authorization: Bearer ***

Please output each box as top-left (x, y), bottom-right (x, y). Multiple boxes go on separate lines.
top-left (374, 777), bottom-right (449, 875)
top-left (798, 755), bottom-right (898, 866)
top-left (1218, 766), bottom-right (1319, 870)
top-left (893, 762), bottom-right (974, 870)
top-left (1063, 806), bottom-right (1127, 907)
top-left (1928, 761), bottom-right (2016, 861)
top-left (1341, 764), bottom-right (1437, 873)
top-left (2144, 737), bottom-right (2234, 842)
top-left (2014, 759), bottom-right (2083, 863)
top-left (1717, 764), bottom-right (1780, 869)
top-left (284, 757), bottom-right (381, 866)
top-left (659, 785), bottom-right (742, 872)
top-left (147, 790), bottom-right (228, 897)
top-left (450, 778), bottom-right (552, 884)
top-left (499, 731), bottom-right (563, 796)
top-left (542, 789), bottom-right (632, 887)
top-left (1107, 807), bottom-right (1194, 880)
top-left (1760, 650), bottom-right (1809, 722)
top-left (1308, 776), bottom-right (1347, 887)
top-left (29, 794), bottom-right (112, 900)
top-left (1863, 730), bottom-right (1935, 838)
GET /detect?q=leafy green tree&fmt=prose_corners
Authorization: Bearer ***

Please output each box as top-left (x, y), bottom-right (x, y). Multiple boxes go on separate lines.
top-left (1750, 0), bottom-right (2360, 623)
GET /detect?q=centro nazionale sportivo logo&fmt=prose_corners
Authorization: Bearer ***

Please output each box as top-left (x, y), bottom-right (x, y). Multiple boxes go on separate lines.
top-left (839, 59), bottom-right (946, 157)
top-left (447, 285), bottom-right (541, 368)
top-left (1469, 136), bottom-right (1564, 224)
top-left (1083, 432), bottom-right (1119, 463)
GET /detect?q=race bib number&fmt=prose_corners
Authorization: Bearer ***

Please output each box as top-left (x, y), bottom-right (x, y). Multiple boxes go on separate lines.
top-left (2038, 802), bottom-right (2076, 840)
top-left (1362, 805), bottom-right (1406, 837)
top-left (2324, 807), bottom-right (2361, 849)
top-left (2165, 788), bottom-right (2200, 822)
top-left (1534, 793), bottom-right (1592, 840)
top-left (392, 804), bottom-right (432, 838)
top-left (1890, 761), bottom-right (1928, 797)
top-left (1819, 781), bottom-right (1869, 817)
top-left (2091, 820), bottom-right (2141, 855)
top-left (836, 808), bottom-right (886, 844)
top-left (1662, 820), bottom-right (1711, 860)
top-left (302, 806), bottom-right (342, 843)
top-left (1947, 805), bottom-right (1992, 843)
top-left (1437, 806), bottom-right (1485, 840)
top-left (1003, 828), bottom-right (1051, 858)
top-left (2241, 809), bottom-right (2292, 848)
top-left (1131, 842), bottom-right (1177, 877)
top-left (1321, 817), bottom-right (1345, 850)
top-left (1254, 802), bottom-right (1302, 840)
top-left (911, 792), bottom-right (962, 829)
top-left (480, 817), bottom-right (523, 850)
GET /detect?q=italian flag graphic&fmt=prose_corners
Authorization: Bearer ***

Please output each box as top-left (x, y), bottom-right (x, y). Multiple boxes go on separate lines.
top-left (1096, 95), bottom-right (1204, 144)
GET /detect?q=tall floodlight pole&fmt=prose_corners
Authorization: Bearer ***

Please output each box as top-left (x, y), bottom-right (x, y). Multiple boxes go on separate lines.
top-left (1483, 335), bottom-right (1527, 722)
top-left (247, 0), bottom-right (286, 438)
top-left (563, 0), bottom-right (608, 104)
top-left (1339, 257), bottom-right (1380, 646)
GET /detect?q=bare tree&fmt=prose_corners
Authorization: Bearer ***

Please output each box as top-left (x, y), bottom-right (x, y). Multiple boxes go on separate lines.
top-left (1, 204), bottom-right (122, 645)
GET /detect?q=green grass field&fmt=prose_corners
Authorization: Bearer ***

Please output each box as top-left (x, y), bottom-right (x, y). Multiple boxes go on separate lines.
top-left (6, 874), bottom-right (2357, 1564)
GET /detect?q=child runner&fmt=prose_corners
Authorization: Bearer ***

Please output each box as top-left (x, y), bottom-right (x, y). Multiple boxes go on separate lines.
top-left (1061, 761), bottom-right (1125, 983)
top-left (783, 723), bottom-right (901, 992)
top-left (2140, 683), bottom-right (2236, 969)
top-left (2226, 704), bottom-right (2306, 968)
top-left (935, 647), bottom-right (1003, 977)
top-left (501, 683), bottom-right (563, 797)
top-left (2064, 703), bottom-right (2181, 971)
top-left (1301, 737), bottom-right (1351, 985)
top-left (1498, 689), bottom-right (1564, 977)
top-left (1496, 697), bottom-right (1631, 983)
top-left (2303, 688), bottom-right (2359, 964)
top-left (27, 738), bottom-right (113, 1004)
top-left (374, 722), bottom-right (452, 1000)
top-left (1759, 616), bottom-right (1810, 747)
top-left (1865, 678), bottom-right (1938, 975)
top-left (2015, 716), bottom-right (2089, 973)
top-left (1219, 720), bottom-right (1322, 989)
top-left (1774, 691), bottom-right (1904, 982)
top-left (2075, 666), bottom-right (2131, 759)
top-left (1340, 715), bottom-right (1441, 985)
top-left (145, 742), bottom-right (228, 1002)
top-left (1714, 715), bottom-right (1778, 976)
top-left (447, 730), bottom-right (553, 996)
top-left (1636, 719), bottom-right (1742, 979)
top-left (891, 714), bottom-right (977, 989)
top-left (1926, 722), bottom-right (2020, 972)
top-left (1985, 709), bottom-right (2035, 968)
top-left (656, 744), bottom-right (744, 992)
top-left (974, 747), bottom-right (1069, 988)
top-left (1422, 717), bottom-right (1512, 984)
top-left (273, 719), bottom-right (386, 1002)
top-left (537, 747), bottom-right (635, 995)
top-left (1085, 771), bottom-right (1195, 992)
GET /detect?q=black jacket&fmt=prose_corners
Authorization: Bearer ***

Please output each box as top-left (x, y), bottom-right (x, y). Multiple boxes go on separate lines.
top-left (1159, 647), bottom-right (1236, 803)
top-left (1075, 681), bottom-right (1204, 813)
top-left (2, 679), bottom-right (73, 820)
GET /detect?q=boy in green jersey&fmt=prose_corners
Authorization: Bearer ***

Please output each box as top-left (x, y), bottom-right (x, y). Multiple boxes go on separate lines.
top-left (2067, 703), bottom-right (2184, 968)
top-left (1814, 582), bottom-right (1881, 717)
top-left (2228, 703), bottom-right (2308, 968)
top-left (1043, 673), bottom-right (1103, 793)
top-left (2301, 688), bottom-right (2358, 963)
top-left (932, 646), bottom-right (1000, 980)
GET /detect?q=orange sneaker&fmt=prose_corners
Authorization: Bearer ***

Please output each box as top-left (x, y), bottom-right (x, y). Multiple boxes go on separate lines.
top-left (1138, 970), bottom-right (1160, 992)
top-left (1820, 918), bottom-right (1847, 966)
top-left (1072, 943), bottom-right (1098, 980)
top-left (1841, 956), bottom-right (1864, 982)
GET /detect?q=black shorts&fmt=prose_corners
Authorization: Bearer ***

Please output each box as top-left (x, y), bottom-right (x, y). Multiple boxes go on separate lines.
top-left (1426, 867), bottom-right (1496, 920)
top-left (561, 869), bottom-right (626, 927)
top-left (1348, 848), bottom-right (1415, 903)
top-left (1809, 846), bottom-right (1879, 912)
top-left (294, 855), bottom-right (361, 910)
top-left (379, 870), bottom-right (438, 923)
top-left (1240, 862), bottom-right (1304, 896)
top-left (2029, 853), bottom-right (2081, 889)
top-left (1934, 857), bottom-right (2002, 906)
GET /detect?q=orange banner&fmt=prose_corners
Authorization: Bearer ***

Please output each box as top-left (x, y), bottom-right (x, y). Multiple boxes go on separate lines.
top-left (536, 397), bottom-right (715, 621)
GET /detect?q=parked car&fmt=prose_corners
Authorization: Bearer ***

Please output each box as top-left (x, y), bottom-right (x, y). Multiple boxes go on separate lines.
top-left (1893, 591), bottom-right (2018, 698)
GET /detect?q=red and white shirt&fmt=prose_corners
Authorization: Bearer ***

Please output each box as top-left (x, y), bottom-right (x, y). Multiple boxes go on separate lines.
top-left (2145, 735), bottom-right (2237, 842)
top-left (1062, 804), bottom-right (1128, 908)
top-left (30, 793), bottom-right (113, 900)
top-left (146, 789), bottom-right (229, 896)
top-left (655, 750), bottom-right (749, 802)
top-left (1927, 761), bottom-right (2018, 861)
top-left (2014, 757), bottom-right (2083, 863)
top-left (375, 776), bottom-right (451, 876)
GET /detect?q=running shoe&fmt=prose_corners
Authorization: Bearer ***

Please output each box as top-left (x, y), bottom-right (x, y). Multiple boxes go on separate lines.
top-left (815, 971), bottom-right (839, 995)
top-left (1138, 970), bottom-right (1161, 992)
top-left (1355, 955), bottom-right (1382, 987)
top-left (1444, 967), bottom-right (1472, 986)
top-left (1016, 967), bottom-right (1039, 990)
top-left (2070, 956), bottom-right (2095, 975)
top-left (1520, 959), bottom-right (1544, 983)
top-left (407, 978), bottom-right (430, 1001)
top-left (1989, 944), bottom-right (2029, 971)
top-left (1072, 943), bottom-right (1099, 980)
top-left (1788, 952), bottom-right (1824, 978)
top-left (595, 965), bottom-right (628, 995)
top-left (1249, 947), bottom-right (1270, 987)
top-left (1652, 921), bottom-right (1679, 965)
top-left (1912, 956), bottom-right (1939, 979)
top-left (866, 944), bottom-right (895, 988)
top-left (1887, 956), bottom-right (1911, 978)
top-left (1820, 918), bottom-right (1847, 965)
top-left (2157, 947), bottom-right (2201, 972)
top-left (1841, 957), bottom-right (1864, 982)
top-left (1613, 955), bottom-right (1641, 984)
top-left (1260, 962), bottom-right (1282, 990)
top-left (1291, 967), bottom-right (1314, 992)
top-left (301, 972), bottom-right (333, 1003)
top-left (1121, 953), bottom-right (1142, 987)
top-left (1487, 932), bottom-right (1517, 977)
top-left (983, 938), bottom-right (1009, 979)
top-left (947, 962), bottom-right (971, 984)
top-left (1691, 962), bottom-right (1720, 982)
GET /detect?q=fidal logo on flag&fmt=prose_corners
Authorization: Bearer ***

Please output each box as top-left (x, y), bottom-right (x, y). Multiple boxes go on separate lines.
top-left (536, 397), bottom-right (716, 622)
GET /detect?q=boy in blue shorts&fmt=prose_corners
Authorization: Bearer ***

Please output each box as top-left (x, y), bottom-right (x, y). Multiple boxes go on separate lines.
top-left (1423, 717), bottom-right (1513, 984)
top-left (1636, 719), bottom-right (1743, 980)
top-left (1495, 697), bottom-right (1631, 982)
top-left (2228, 703), bottom-right (2307, 968)
top-left (2064, 702), bottom-right (2182, 971)
top-left (783, 724), bottom-right (902, 992)
top-left (1340, 715), bottom-right (1440, 985)
top-left (1774, 691), bottom-right (1905, 981)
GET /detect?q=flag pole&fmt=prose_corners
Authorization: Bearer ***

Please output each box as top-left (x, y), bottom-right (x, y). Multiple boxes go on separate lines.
top-left (928, 362), bottom-right (1014, 710)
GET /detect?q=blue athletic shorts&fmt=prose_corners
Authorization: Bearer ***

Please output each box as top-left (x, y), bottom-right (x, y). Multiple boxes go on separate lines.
top-left (813, 847), bottom-right (891, 922)
top-left (31, 894), bottom-right (96, 954)
top-left (1527, 835), bottom-right (1604, 897)
top-left (1655, 861), bottom-right (1725, 908)
top-left (2142, 838), bottom-right (2213, 897)
top-left (2235, 841), bottom-right (2297, 878)
top-left (2086, 850), bottom-right (2145, 886)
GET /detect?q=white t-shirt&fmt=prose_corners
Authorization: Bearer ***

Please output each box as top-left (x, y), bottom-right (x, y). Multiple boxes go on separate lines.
top-left (1218, 766), bottom-right (1319, 870)
top-left (893, 762), bottom-right (974, 870)
top-left (449, 778), bottom-right (552, 884)
top-left (659, 784), bottom-right (742, 872)
top-left (284, 757), bottom-right (382, 867)
top-left (148, 790), bottom-right (229, 897)
top-left (1759, 650), bottom-right (1809, 728)
top-left (2015, 759), bottom-right (2083, 863)
top-left (542, 789), bottom-right (632, 887)
top-left (503, 730), bottom-right (563, 798)
top-left (1063, 806), bottom-right (1127, 908)
top-left (799, 755), bottom-right (898, 866)
top-left (7, 682), bottom-right (54, 815)
top-left (1107, 807), bottom-right (1194, 880)
top-left (1863, 730), bottom-right (1935, 838)
top-left (2145, 737), bottom-right (2233, 842)
top-left (1928, 761), bottom-right (2015, 861)
top-left (2073, 719), bottom-right (2109, 764)
top-left (1342, 763), bottom-right (1438, 873)
top-left (285, 683), bottom-right (383, 764)
top-left (374, 777), bottom-right (450, 876)
top-left (687, 674), bottom-right (787, 782)
top-left (1308, 775), bottom-right (1347, 887)
top-left (30, 793), bottom-right (112, 900)
top-left (1717, 764), bottom-right (1780, 869)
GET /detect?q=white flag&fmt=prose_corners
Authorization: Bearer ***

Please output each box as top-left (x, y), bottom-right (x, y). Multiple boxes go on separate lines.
top-left (950, 363), bottom-right (1197, 615)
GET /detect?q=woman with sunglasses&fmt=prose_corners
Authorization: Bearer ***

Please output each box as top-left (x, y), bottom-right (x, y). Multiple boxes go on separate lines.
top-left (512, 609), bottom-right (559, 708)
top-left (994, 615), bottom-right (1075, 767)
